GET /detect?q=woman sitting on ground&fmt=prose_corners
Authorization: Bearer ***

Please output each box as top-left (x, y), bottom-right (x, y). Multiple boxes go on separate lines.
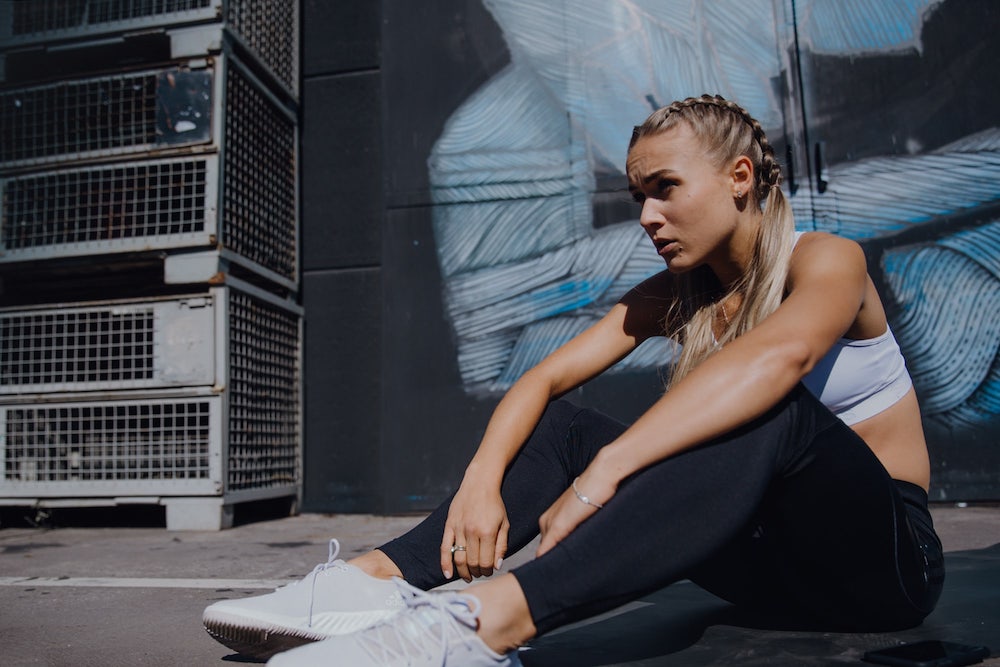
top-left (203, 94), bottom-right (944, 667)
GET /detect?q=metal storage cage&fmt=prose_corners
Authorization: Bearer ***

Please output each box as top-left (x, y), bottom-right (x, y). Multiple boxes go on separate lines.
top-left (0, 0), bottom-right (299, 98)
top-left (0, 0), bottom-right (217, 36)
top-left (0, 277), bottom-right (302, 529)
top-left (0, 50), bottom-right (298, 288)
top-left (0, 292), bottom-right (219, 395)
top-left (0, 65), bottom-right (215, 170)
top-left (1, 156), bottom-right (220, 259)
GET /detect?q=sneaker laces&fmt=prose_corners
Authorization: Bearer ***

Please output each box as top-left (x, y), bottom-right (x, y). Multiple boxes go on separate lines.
top-left (357, 579), bottom-right (482, 665)
top-left (305, 538), bottom-right (347, 627)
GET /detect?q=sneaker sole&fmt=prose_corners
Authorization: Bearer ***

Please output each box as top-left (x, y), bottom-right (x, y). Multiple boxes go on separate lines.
top-left (203, 620), bottom-right (318, 661)
top-left (203, 608), bottom-right (400, 661)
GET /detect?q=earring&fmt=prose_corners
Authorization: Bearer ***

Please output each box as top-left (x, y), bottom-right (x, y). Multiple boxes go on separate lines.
top-left (735, 190), bottom-right (744, 198)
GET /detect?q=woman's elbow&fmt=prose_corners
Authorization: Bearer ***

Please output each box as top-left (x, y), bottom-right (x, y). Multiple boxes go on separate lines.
top-left (753, 338), bottom-right (814, 387)
top-left (515, 364), bottom-right (565, 399)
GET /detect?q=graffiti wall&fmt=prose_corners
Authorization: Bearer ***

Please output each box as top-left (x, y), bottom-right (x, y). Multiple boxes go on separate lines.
top-left (427, 0), bottom-right (784, 394)
top-left (378, 0), bottom-right (998, 508)
top-left (795, 0), bottom-right (1000, 499)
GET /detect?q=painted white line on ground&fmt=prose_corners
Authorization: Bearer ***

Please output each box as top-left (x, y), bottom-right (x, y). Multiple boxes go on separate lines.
top-left (0, 576), bottom-right (288, 589)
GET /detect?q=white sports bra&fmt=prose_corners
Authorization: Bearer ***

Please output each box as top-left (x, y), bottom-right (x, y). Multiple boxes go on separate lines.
top-left (795, 232), bottom-right (914, 425)
top-left (802, 326), bottom-right (913, 425)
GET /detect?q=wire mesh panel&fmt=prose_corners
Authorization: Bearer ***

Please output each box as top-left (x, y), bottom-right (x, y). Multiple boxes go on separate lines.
top-left (226, 288), bottom-right (299, 492)
top-left (0, 294), bottom-right (216, 394)
top-left (225, 0), bottom-right (299, 96)
top-left (0, 0), bottom-right (219, 44)
top-left (1, 305), bottom-right (155, 389)
top-left (0, 395), bottom-right (221, 495)
top-left (222, 62), bottom-right (296, 280)
top-left (0, 67), bottom-right (213, 170)
top-left (0, 1), bottom-right (299, 98)
top-left (0, 157), bottom-right (217, 260)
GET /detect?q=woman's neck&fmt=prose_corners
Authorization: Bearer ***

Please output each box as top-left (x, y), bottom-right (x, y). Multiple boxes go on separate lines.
top-left (708, 211), bottom-right (762, 289)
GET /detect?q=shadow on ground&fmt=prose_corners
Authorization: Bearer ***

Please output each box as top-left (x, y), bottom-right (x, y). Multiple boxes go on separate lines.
top-left (520, 544), bottom-right (1000, 666)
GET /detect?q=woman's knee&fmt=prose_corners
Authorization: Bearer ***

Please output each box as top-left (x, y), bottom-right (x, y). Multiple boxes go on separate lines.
top-left (538, 399), bottom-right (586, 428)
top-left (523, 400), bottom-right (626, 474)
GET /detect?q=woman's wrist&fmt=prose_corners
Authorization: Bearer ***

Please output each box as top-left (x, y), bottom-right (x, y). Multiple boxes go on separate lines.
top-left (571, 476), bottom-right (605, 508)
top-left (461, 458), bottom-right (505, 489)
top-left (593, 440), bottom-right (636, 480)
top-left (575, 455), bottom-right (623, 506)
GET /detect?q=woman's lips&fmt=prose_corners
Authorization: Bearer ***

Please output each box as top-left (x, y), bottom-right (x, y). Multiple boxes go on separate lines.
top-left (655, 239), bottom-right (679, 257)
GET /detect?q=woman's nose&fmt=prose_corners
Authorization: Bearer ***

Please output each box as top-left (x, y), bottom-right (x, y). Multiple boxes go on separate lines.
top-left (639, 199), bottom-right (662, 231)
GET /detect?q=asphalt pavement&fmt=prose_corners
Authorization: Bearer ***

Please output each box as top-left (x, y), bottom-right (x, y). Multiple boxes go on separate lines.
top-left (1, 505), bottom-right (998, 666)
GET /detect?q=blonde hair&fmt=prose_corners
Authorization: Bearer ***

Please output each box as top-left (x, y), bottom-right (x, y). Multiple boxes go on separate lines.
top-left (629, 94), bottom-right (795, 385)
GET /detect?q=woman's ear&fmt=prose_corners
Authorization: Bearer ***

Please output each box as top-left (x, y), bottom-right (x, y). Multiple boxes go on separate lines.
top-left (731, 155), bottom-right (754, 197)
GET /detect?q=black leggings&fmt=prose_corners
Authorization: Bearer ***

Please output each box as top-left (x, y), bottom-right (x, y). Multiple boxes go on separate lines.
top-left (379, 386), bottom-right (944, 635)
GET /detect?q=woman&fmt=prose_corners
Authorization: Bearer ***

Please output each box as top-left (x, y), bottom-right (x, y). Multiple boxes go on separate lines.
top-left (204, 95), bottom-right (944, 666)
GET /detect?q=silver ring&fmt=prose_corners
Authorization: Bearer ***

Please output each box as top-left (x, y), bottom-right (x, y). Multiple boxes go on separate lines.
top-left (450, 545), bottom-right (467, 553)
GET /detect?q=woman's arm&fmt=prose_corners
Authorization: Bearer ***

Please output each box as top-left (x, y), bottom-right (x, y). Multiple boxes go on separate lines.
top-left (442, 270), bottom-right (673, 579)
top-left (462, 269), bottom-right (674, 486)
top-left (538, 233), bottom-right (871, 554)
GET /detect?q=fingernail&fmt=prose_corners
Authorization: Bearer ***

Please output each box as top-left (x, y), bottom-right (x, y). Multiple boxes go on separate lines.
top-left (496, 557), bottom-right (504, 570)
top-left (444, 569), bottom-right (452, 579)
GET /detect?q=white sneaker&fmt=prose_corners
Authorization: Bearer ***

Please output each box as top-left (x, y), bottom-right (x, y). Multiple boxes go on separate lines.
top-left (203, 539), bottom-right (405, 660)
top-left (266, 579), bottom-right (522, 666)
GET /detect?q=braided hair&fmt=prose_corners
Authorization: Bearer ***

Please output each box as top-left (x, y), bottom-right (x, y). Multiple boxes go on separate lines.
top-left (630, 94), bottom-right (796, 385)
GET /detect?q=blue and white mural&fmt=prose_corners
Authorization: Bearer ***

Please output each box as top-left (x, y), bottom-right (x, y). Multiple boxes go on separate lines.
top-left (429, 0), bottom-right (785, 393)
top-left (427, 0), bottom-right (998, 493)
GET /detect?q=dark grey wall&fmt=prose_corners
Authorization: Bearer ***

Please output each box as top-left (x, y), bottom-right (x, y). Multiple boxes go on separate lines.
top-left (300, 1), bottom-right (662, 513)
top-left (378, 1), bottom-right (510, 512)
top-left (300, 0), bottom-right (384, 512)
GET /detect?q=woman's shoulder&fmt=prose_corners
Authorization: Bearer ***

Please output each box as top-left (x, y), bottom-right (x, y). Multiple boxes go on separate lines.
top-left (624, 268), bottom-right (675, 298)
top-left (788, 231), bottom-right (867, 285)
top-left (791, 230), bottom-right (864, 262)
top-left (619, 269), bottom-right (675, 336)
top-left (793, 229), bottom-right (859, 249)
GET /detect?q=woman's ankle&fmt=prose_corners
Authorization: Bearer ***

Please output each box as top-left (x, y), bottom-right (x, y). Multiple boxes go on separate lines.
top-left (467, 574), bottom-right (537, 654)
top-left (347, 549), bottom-right (404, 580)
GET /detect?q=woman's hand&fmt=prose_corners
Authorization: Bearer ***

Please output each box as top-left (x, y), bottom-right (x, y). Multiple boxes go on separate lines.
top-left (439, 479), bottom-right (510, 582)
top-left (430, 288), bottom-right (660, 578)
top-left (537, 473), bottom-right (615, 557)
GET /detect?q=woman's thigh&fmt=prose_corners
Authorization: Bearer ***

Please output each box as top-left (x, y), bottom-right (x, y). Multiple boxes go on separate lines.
top-left (513, 388), bottom-right (819, 633)
top-left (693, 418), bottom-right (935, 630)
top-left (514, 386), bottom-right (936, 634)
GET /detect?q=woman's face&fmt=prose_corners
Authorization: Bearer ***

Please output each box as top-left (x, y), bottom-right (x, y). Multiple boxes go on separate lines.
top-left (626, 123), bottom-right (743, 277)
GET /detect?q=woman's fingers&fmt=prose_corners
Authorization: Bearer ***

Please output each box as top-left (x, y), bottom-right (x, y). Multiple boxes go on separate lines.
top-left (439, 497), bottom-right (510, 580)
top-left (442, 530), bottom-right (505, 581)
top-left (495, 520), bottom-right (509, 570)
top-left (473, 539), bottom-right (495, 579)
top-left (439, 526), bottom-right (457, 579)
top-left (452, 533), bottom-right (473, 582)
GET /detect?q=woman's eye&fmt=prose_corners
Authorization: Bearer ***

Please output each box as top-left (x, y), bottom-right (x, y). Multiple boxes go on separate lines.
top-left (627, 179), bottom-right (674, 204)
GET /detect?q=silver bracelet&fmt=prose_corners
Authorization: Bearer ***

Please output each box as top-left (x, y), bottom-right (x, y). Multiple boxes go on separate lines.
top-left (572, 476), bottom-right (604, 509)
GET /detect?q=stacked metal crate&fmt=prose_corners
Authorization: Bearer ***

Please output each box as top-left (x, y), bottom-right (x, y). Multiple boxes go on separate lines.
top-left (0, 0), bottom-right (301, 529)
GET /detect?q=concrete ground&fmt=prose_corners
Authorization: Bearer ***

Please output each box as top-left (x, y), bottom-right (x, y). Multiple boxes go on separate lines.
top-left (1, 504), bottom-right (998, 667)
